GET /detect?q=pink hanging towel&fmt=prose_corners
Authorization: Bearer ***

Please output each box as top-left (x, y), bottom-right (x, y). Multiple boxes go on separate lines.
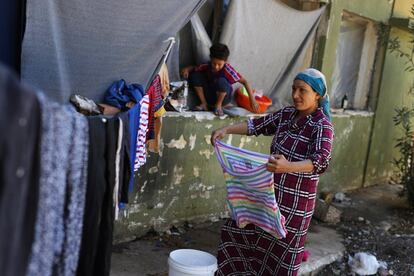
top-left (214, 140), bottom-right (287, 239)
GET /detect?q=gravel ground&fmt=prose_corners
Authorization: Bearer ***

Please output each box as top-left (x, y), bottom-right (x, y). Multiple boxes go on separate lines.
top-left (318, 184), bottom-right (414, 276)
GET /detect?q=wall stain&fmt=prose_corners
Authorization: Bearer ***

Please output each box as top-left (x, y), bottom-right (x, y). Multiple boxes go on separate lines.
top-left (195, 113), bottom-right (216, 122)
top-left (172, 165), bottom-right (184, 185)
top-left (139, 180), bottom-right (148, 195)
top-left (159, 138), bottom-right (164, 157)
top-left (205, 135), bottom-right (212, 145)
top-left (199, 149), bottom-right (214, 159)
top-left (161, 197), bottom-right (178, 217)
top-left (189, 134), bottom-right (197, 150)
top-left (239, 136), bottom-right (252, 148)
top-left (226, 134), bottom-right (233, 145)
top-left (155, 202), bottom-right (164, 209)
top-left (193, 166), bottom-right (200, 177)
top-left (166, 135), bottom-right (187, 149)
top-left (149, 166), bottom-right (158, 174)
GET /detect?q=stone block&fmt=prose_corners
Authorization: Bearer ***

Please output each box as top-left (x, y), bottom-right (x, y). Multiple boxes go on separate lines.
top-left (314, 198), bottom-right (342, 224)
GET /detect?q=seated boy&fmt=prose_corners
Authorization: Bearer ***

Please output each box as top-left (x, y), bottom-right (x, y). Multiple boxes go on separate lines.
top-left (181, 43), bottom-right (258, 116)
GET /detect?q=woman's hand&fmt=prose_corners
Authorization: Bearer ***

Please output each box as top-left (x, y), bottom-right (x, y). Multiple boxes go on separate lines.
top-left (211, 127), bottom-right (227, 146)
top-left (266, 154), bottom-right (292, 173)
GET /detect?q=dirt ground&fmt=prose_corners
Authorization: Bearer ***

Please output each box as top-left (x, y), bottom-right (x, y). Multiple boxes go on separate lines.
top-left (111, 183), bottom-right (414, 276)
top-left (318, 184), bottom-right (414, 276)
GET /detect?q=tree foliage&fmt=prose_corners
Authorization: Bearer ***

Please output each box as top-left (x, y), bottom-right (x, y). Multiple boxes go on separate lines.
top-left (389, 4), bottom-right (414, 205)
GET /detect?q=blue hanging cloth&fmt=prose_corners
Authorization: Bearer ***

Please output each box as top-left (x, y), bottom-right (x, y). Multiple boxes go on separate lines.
top-left (104, 80), bottom-right (145, 193)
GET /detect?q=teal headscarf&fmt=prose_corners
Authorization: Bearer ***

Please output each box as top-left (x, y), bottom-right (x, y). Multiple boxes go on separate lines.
top-left (294, 68), bottom-right (331, 121)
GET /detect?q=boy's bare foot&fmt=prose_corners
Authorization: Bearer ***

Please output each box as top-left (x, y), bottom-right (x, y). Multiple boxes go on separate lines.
top-left (213, 107), bottom-right (224, 116)
top-left (193, 103), bottom-right (208, 111)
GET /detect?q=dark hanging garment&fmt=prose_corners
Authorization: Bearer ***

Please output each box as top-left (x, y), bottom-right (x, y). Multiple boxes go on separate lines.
top-left (95, 117), bottom-right (118, 276)
top-left (0, 0), bottom-right (26, 74)
top-left (0, 65), bottom-right (41, 276)
top-left (117, 112), bottom-right (131, 204)
top-left (77, 117), bottom-right (107, 276)
top-left (77, 116), bottom-right (118, 276)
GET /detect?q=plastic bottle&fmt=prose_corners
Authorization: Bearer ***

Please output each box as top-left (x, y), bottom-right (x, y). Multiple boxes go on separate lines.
top-left (341, 94), bottom-right (348, 109)
top-left (178, 81), bottom-right (188, 112)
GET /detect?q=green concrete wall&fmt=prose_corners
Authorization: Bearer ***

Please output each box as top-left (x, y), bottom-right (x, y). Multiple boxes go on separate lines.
top-left (114, 111), bottom-right (374, 241)
top-left (365, 27), bottom-right (414, 184)
top-left (319, 0), bottom-right (414, 187)
top-left (393, 0), bottom-right (414, 18)
top-left (321, 0), bottom-right (393, 85)
top-left (114, 112), bottom-right (274, 241)
top-left (319, 111), bottom-right (374, 192)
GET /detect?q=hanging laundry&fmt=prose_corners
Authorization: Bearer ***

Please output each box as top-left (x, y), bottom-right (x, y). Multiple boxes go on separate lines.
top-left (114, 118), bottom-right (123, 220)
top-left (60, 106), bottom-right (89, 276)
top-left (77, 116), bottom-right (124, 276)
top-left (103, 80), bottom-right (144, 191)
top-left (134, 95), bottom-right (150, 171)
top-left (0, 65), bottom-right (41, 276)
top-left (147, 117), bottom-right (162, 153)
top-left (27, 93), bottom-right (89, 276)
top-left (146, 75), bottom-right (163, 140)
top-left (159, 63), bottom-right (170, 97)
top-left (116, 112), bottom-right (132, 204)
top-left (148, 63), bottom-right (171, 153)
top-left (214, 140), bottom-right (287, 239)
top-left (104, 80), bottom-right (143, 111)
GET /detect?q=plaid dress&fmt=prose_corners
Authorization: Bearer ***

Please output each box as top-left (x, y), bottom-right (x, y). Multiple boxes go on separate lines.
top-left (216, 106), bottom-right (334, 276)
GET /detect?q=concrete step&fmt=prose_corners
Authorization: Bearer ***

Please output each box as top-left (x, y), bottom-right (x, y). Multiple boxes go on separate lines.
top-left (299, 224), bottom-right (345, 276)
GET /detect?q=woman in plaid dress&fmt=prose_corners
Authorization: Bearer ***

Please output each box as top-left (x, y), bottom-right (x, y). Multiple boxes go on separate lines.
top-left (211, 68), bottom-right (334, 276)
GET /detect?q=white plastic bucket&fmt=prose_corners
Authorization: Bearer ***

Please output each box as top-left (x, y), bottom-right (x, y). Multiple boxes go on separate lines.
top-left (168, 249), bottom-right (217, 276)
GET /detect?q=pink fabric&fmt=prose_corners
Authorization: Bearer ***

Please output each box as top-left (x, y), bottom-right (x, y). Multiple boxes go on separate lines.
top-left (302, 250), bottom-right (311, 262)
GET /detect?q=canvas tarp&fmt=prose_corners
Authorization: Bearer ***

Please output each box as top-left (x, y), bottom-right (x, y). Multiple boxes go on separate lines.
top-left (331, 20), bottom-right (377, 110)
top-left (22, 0), bottom-right (205, 103)
top-left (331, 21), bottom-right (365, 108)
top-left (220, 0), bottom-right (325, 111)
top-left (190, 13), bottom-right (212, 65)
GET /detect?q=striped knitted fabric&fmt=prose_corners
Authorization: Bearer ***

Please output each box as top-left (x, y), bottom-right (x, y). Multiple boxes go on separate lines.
top-left (214, 140), bottom-right (287, 239)
top-left (134, 95), bottom-right (149, 171)
top-left (146, 75), bottom-right (163, 140)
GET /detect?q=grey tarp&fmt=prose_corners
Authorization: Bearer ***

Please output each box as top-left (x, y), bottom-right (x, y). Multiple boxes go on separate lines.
top-left (331, 21), bottom-right (365, 108)
top-left (22, 0), bottom-right (205, 103)
top-left (220, 0), bottom-right (325, 111)
top-left (331, 20), bottom-right (377, 110)
top-left (190, 13), bottom-right (212, 64)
